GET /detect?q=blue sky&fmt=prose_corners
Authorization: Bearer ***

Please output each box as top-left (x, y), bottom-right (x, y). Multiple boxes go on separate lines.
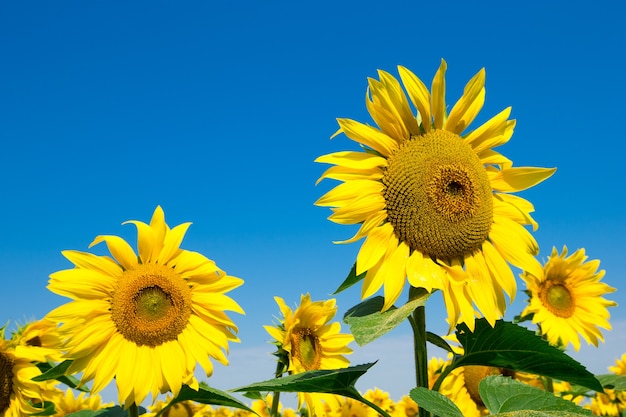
top-left (1, 0), bottom-right (625, 406)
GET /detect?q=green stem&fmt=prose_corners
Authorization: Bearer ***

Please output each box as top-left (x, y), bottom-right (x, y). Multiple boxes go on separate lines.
top-left (270, 358), bottom-right (285, 417)
top-left (128, 403), bottom-right (139, 417)
top-left (410, 304), bottom-right (430, 417)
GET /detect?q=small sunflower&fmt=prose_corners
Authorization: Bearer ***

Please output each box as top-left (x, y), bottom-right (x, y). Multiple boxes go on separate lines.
top-left (264, 294), bottom-right (353, 414)
top-left (9, 319), bottom-right (64, 363)
top-left (316, 60), bottom-right (555, 330)
top-left (46, 206), bottom-right (244, 407)
top-left (0, 337), bottom-right (46, 417)
top-left (50, 389), bottom-right (113, 417)
top-left (521, 246), bottom-right (616, 351)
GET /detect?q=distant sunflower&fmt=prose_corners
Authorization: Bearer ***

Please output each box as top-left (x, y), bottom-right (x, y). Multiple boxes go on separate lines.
top-left (0, 337), bottom-right (46, 417)
top-left (521, 246), bottom-right (616, 351)
top-left (316, 60), bottom-right (555, 329)
top-left (10, 319), bottom-right (64, 363)
top-left (46, 206), bottom-right (244, 407)
top-left (264, 294), bottom-right (353, 414)
top-left (51, 389), bottom-right (113, 417)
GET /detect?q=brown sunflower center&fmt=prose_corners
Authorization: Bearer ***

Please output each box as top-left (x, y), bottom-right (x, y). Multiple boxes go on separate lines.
top-left (290, 328), bottom-right (321, 371)
top-left (382, 129), bottom-right (493, 260)
top-left (539, 281), bottom-right (575, 318)
top-left (463, 366), bottom-right (509, 406)
top-left (163, 401), bottom-right (195, 417)
top-left (0, 351), bottom-right (14, 414)
top-left (111, 263), bottom-right (192, 347)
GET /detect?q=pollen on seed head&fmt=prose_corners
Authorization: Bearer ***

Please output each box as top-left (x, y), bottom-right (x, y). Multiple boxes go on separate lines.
top-left (382, 129), bottom-right (493, 260)
top-left (111, 264), bottom-right (192, 347)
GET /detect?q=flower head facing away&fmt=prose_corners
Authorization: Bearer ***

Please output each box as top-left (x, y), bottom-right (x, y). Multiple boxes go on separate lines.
top-left (46, 206), bottom-right (244, 407)
top-left (316, 60), bottom-right (555, 330)
top-left (522, 246), bottom-right (616, 351)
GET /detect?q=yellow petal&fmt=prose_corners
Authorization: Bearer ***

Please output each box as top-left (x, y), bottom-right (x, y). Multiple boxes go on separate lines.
top-left (315, 151), bottom-right (387, 170)
top-left (431, 59), bottom-right (447, 129)
top-left (123, 220), bottom-right (155, 263)
top-left (488, 166), bottom-right (556, 192)
top-left (406, 250), bottom-right (446, 292)
top-left (356, 223), bottom-right (394, 275)
top-left (158, 222), bottom-right (191, 264)
top-left (465, 107), bottom-right (513, 148)
top-left (490, 217), bottom-right (543, 279)
top-left (446, 68), bottom-right (486, 134)
top-left (382, 241), bottom-right (410, 311)
top-left (337, 118), bottom-right (398, 157)
top-left (89, 235), bottom-right (137, 271)
top-left (315, 180), bottom-right (383, 207)
top-left (398, 65), bottom-right (431, 132)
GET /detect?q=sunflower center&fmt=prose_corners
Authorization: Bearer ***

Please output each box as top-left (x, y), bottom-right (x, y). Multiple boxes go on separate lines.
top-left (382, 129), bottom-right (493, 260)
top-left (111, 263), bottom-right (192, 347)
top-left (290, 328), bottom-right (321, 371)
top-left (0, 351), bottom-right (14, 414)
top-left (540, 282), bottom-right (575, 318)
top-left (163, 401), bottom-right (195, 417)
top-left (463, 366), bottom-right (502, 407)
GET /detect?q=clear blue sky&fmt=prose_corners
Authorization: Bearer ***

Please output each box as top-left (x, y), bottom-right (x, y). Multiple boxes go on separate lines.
top-left (1, 0), bottom-right (624, 405)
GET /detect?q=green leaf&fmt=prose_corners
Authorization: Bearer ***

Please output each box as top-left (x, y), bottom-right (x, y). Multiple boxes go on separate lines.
top-left (30, 401), bottom-right (56, 416)
top-left (596, 374), bottom-right (626, 390)
top-left (437, 319), bottom-right (602, 392)
top-left (233, 364), bottom-right (392, 417)
top-left (480, 375), bottom-right (592, 416)
top-left (232, 363), bottom-right (374, 399)
top-left (66, 406), bottom-right (146, 417)
top-left (165, 384), bottom-right (254, 413)
top-left (33, 360), bottom-right (87, 391)
top-left (409, 387), bottom-right (463, 417)
top-left (344, 295), bottom-right (429, 346)
top-left (426, 331), bottom-right (454, 354)
top-left (333, 262), bottom-right (366, 294)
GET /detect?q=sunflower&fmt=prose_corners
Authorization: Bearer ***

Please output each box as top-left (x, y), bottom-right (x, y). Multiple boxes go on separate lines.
top-left (521, 246), bottom-right (616, 351)
top-left (0, 336), bottom-right (47, 417)
top-left (46, 206), bottom-right (244, 407)
top-left (9, 319), bottom-right (64, 363)
top-left (50, 389), bottom-right (113, 417)
top-left (315, 60), bottom-right (555, 330)
top-left (264, 294), bottom-right (353, 414)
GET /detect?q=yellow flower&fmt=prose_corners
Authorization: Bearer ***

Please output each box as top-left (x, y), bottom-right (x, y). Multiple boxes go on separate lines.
top-left (391, 396), bottom-right (418, 417)
top-left (363, 388), bottom-right (395, 415)
top-left (46, 206), bottom-right (244, 407)
top-left (145, 394), bottom-right (212, 417)
top-left (0, 338), bottom-right (46, 417)
top-left (324, 396), bottom-right (376, 417)
top-left (264, 294), bottom-right (353, 415)
top-left (51, 389), bottom-right (114, 417)
top-left (609, 354), bottom-right (626, 375)
top-left (522, 246), bottom-right (616, 351)
top-left (9, 319), bottom-right (64, 363)
top-left (316, 60), bottom-right (554, 330)
top-left (588, 389), bottom-right (626, 416)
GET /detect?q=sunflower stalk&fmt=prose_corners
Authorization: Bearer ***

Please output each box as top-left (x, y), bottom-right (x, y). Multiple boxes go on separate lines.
top-left (270, 352), bottom-right (287, 417)
top-left (128, 403), bottom-right (139, 417)
top-left (409, 287), bottom-right (430, 417)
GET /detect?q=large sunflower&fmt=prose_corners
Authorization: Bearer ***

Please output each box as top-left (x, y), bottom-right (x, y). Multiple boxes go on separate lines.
top-left (521, 246), bottom-right (616, 351)
top-left (316, 60), bottom-right (555, 329)
top-left (46, 206), bottom-right (244, 407)
top-left (264, 294), bottom-right (353, 414)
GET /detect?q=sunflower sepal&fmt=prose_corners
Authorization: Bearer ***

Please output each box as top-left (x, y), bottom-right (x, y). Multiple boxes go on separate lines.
top-left (333, 262), bottom-right (366, 294)
top-left (28, 400), bottom-right (56, 416)
top-left (343, 294), bottom-right (429, 346)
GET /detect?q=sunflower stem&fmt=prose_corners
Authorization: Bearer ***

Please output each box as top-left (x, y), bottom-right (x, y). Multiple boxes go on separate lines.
top-left (128, 403), bottom-right (139, 417)
top-left (410, 301), bottom-right (430, 417)
top-left (270, 358), bottom-right (285, 417)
